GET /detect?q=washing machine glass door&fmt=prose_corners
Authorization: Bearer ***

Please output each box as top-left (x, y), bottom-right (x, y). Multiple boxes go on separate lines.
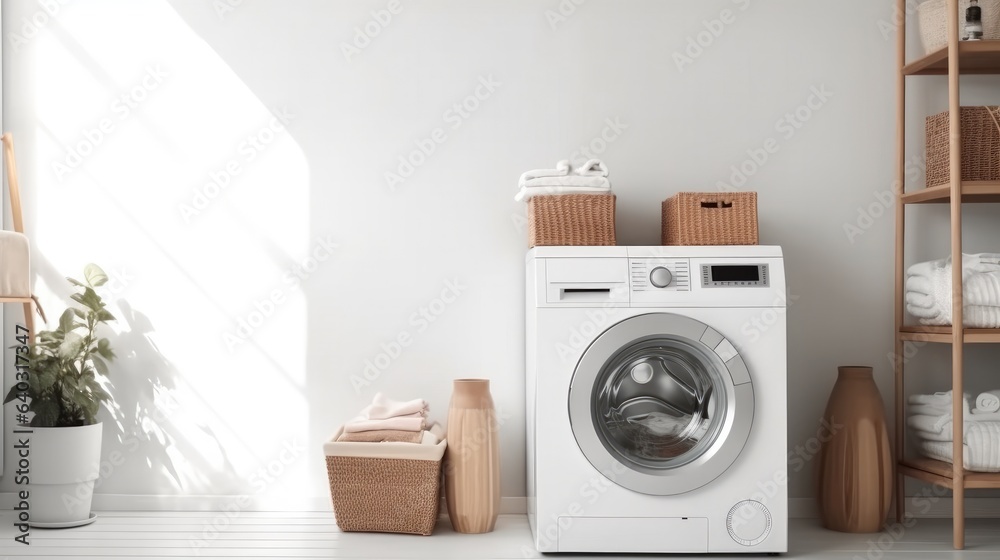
top-left (569, 313), bottom-right (755, 496)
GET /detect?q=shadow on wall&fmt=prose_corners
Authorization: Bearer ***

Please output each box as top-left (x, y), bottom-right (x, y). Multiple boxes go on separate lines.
top-left (102, 300), bottom-right (237, 495)
top-left (29, 251), bottom-right (239, 494)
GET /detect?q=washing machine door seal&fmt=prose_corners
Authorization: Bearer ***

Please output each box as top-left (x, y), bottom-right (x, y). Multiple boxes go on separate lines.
top-left (569, 312), bottom-right (754, 496)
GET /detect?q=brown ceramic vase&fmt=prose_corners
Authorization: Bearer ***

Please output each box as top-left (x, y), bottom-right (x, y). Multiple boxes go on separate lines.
top-left (816, 366), bottom-right (893, 533)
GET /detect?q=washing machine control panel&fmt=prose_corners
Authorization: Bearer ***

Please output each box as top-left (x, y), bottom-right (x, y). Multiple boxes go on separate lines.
top-left (630, 259), bottom-right (690, 292)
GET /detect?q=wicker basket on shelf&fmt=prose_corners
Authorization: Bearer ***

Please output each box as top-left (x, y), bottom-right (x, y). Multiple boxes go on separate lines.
top-left (917, 0), bottom-right (1000, 54)
top-left (925, 106), bottom-right (1000, 188)
top-left (527, 194), bottom-right (616, 247)
top-left (661, 192), bottom-right (758, 246)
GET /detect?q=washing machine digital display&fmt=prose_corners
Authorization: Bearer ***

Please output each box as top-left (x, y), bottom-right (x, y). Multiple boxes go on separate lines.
top-left (701, 264), bottom-right (769, 287)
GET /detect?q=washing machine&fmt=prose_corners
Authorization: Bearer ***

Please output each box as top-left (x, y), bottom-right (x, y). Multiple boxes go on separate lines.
top-left (525, 246), bottom-right (787, 554)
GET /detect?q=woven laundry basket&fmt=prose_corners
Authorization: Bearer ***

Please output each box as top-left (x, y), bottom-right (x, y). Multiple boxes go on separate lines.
top-left (324, 425), bottom-right (446, 535)
top-left (925, 106), bottom-right (1000, 188)
top-left (662, 192), bottom-right (759, 246)
top-left (527, 194), bottom-right (616, 247)
top-left (917, 0), bottom-right (1000, 53)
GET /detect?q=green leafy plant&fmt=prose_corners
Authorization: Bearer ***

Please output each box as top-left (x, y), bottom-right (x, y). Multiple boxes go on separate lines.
top-left (4, 264), bottom-right (117, 427)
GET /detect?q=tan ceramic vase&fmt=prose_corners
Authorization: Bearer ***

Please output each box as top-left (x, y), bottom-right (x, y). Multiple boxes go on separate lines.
top-left (816, 366), bottom-right (893, 533)
top-left (444, 379), bottom-right (500, 534)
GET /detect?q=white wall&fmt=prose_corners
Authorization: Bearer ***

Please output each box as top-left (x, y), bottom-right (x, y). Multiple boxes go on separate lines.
top-left (2, 0), bottom-right (999, 510)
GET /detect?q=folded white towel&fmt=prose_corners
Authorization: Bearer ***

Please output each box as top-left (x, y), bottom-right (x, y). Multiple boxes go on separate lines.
top-left (909, 391), bottom-right (970, 407)
top-left (965, 271), bottom-right (1000, 307)
top-left (518, 160), bottom-right (571, 188)
top-left (905, 254), bottom-right (1000, 325)
top-left (910, 403), bottom-right (969, 417)
top-left (343, 416), bottom-right (426, 433)
top-left (573, 159), bottom-right (609, 177)
top-left (514, 182), bottom-right (612, 202)
top-left (907, 303), bottom-right (1000, 327)
top-left (906, 253), bottom-right (1000, 286)
top-left (360, 392), bottom-right (428, 420)
top-left (914, 429), bottom-right (947, 442)
top-left (976, 391), bottom-right (1000, 414)
top-left (962, 305), bottom-right (1000, 328)
top-left (524, 176), bottom-right (610, 189)
top-left (918, 422), bottom-right (1000, 472)
top-left (908, 409), bottom-right (1000, 441)
top-left (908, 415), bottom-right (961, 439)
top-left (904, 290), bottom-right (935, 310)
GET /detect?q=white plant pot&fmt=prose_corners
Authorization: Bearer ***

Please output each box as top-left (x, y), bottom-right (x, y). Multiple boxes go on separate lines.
top-left (28, 423), bottom-right (102, 526)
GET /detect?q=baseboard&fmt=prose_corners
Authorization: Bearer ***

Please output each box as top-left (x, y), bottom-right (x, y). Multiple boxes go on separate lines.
top-left (790, 497), bottom-right (1000, 519)
top-left (0, 493), bottom-right (527, 514)
top-left (1, 494), bottom-right (995, 518)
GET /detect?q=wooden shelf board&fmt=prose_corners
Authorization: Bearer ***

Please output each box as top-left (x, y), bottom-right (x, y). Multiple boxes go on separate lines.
top-left (0, 297), bottom-right (32, 303)
top-left (903, 41), bottom-right (1000, 75)
top-left (899, 325), bottom-right (1000, 343)
top-left (900, 458), bottom-right (1000, 488)
top-left (901, 182), bottom-right (1000, 204)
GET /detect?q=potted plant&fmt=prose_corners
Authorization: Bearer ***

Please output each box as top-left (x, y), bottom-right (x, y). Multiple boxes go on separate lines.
top-left (4, 264), bottom-right (117, 527)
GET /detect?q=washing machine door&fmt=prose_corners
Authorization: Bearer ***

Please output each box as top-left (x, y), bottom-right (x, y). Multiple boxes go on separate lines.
top-left (569, 313), bottom-right (754, 496)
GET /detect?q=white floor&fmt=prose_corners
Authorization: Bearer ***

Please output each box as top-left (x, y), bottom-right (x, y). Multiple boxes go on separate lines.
top-left (0, 512), bottom-right (998, 559)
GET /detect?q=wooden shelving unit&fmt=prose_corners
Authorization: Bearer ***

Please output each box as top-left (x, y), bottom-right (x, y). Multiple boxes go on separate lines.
top-left (893, 0), bottom-right (1000, 550)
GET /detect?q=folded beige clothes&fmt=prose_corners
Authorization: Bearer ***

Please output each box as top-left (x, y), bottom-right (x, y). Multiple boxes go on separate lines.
top-left (343, 416), bottom-right (425, 433)
top-left (324, 424), bottom-right (445, 462)
top-left (361, 393), bottom-right (428, 420)
top-left (336, 430), bottom-right (423, 443)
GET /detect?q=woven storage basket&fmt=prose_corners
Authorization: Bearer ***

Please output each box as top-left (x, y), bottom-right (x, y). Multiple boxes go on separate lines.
top-left (917, 0), bottom-right (1000, 54)
top-left (325, 426), bottom-right (445, 535)
top-left (527, 194), bottom-right (616, 247)
top-left (662, 192), bottom-right (759, 246)
top-left (925, 106), bottom-right (1000, 188)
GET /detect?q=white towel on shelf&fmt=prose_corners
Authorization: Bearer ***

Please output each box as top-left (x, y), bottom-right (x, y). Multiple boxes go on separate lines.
top-left (907, 415), bottom-right (963, 440)
top-left (517, 160), bottom-right (570, 188)
top-left (908, 410), bottom-right (1000, 441)
top-left (965, 271), bottom-right (1000, 308)
top-left (907, 303), bottom-right (1000, 327)
top-left (962, 305), bottom-right (1000, 328)
top-left (514, 181), bottom-right (612, 202)
top-left (515, 159), bottom-right (613, 202)
top-left (905, 254), bottom-right (1000, 326)
top-left (908, 391), bottom-right (970, 408)
top-left (976, 391), bottom-right (1000, 414)
top-left (906, 254), bottom-right (1000, 292)
top-left (573, 159), bottom-right (609, 177)
top-left (914, 429), bottom-right (948, 442)
top-left (360, 392), bottom-right (428, 420)
top-left (910, 403), bottom-right (971, 417)
top-left (918, 422), bottom-right (1000, 472)
top-left (523, 176), bottom-right (610, 189)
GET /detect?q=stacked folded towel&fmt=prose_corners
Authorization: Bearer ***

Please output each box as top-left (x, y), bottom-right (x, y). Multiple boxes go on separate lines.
top-left (514, 159), bottom-right (613, 202)
top-left (908, 391), bottom-right (1000, 472)
top-left (338, 393), bottom-right (436, 443)
top-left (905, 253), bottom-right (1000, 327)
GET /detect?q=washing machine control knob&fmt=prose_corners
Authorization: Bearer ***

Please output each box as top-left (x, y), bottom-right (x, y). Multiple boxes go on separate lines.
top-left (649, 267), bottom-right (673, 288)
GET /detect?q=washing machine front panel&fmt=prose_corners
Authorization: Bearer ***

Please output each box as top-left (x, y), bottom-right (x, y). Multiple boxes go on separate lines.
top-left (569, 312), bottom-right (754, 496)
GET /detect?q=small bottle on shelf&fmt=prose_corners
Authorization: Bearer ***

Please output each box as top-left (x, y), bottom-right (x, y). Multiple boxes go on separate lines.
top-left (965, 0), bottom-right (984, 41)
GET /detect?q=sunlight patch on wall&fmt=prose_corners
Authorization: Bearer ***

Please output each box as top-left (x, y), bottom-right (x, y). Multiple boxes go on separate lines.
top-left (24, 0), bottom-right (311, 500)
